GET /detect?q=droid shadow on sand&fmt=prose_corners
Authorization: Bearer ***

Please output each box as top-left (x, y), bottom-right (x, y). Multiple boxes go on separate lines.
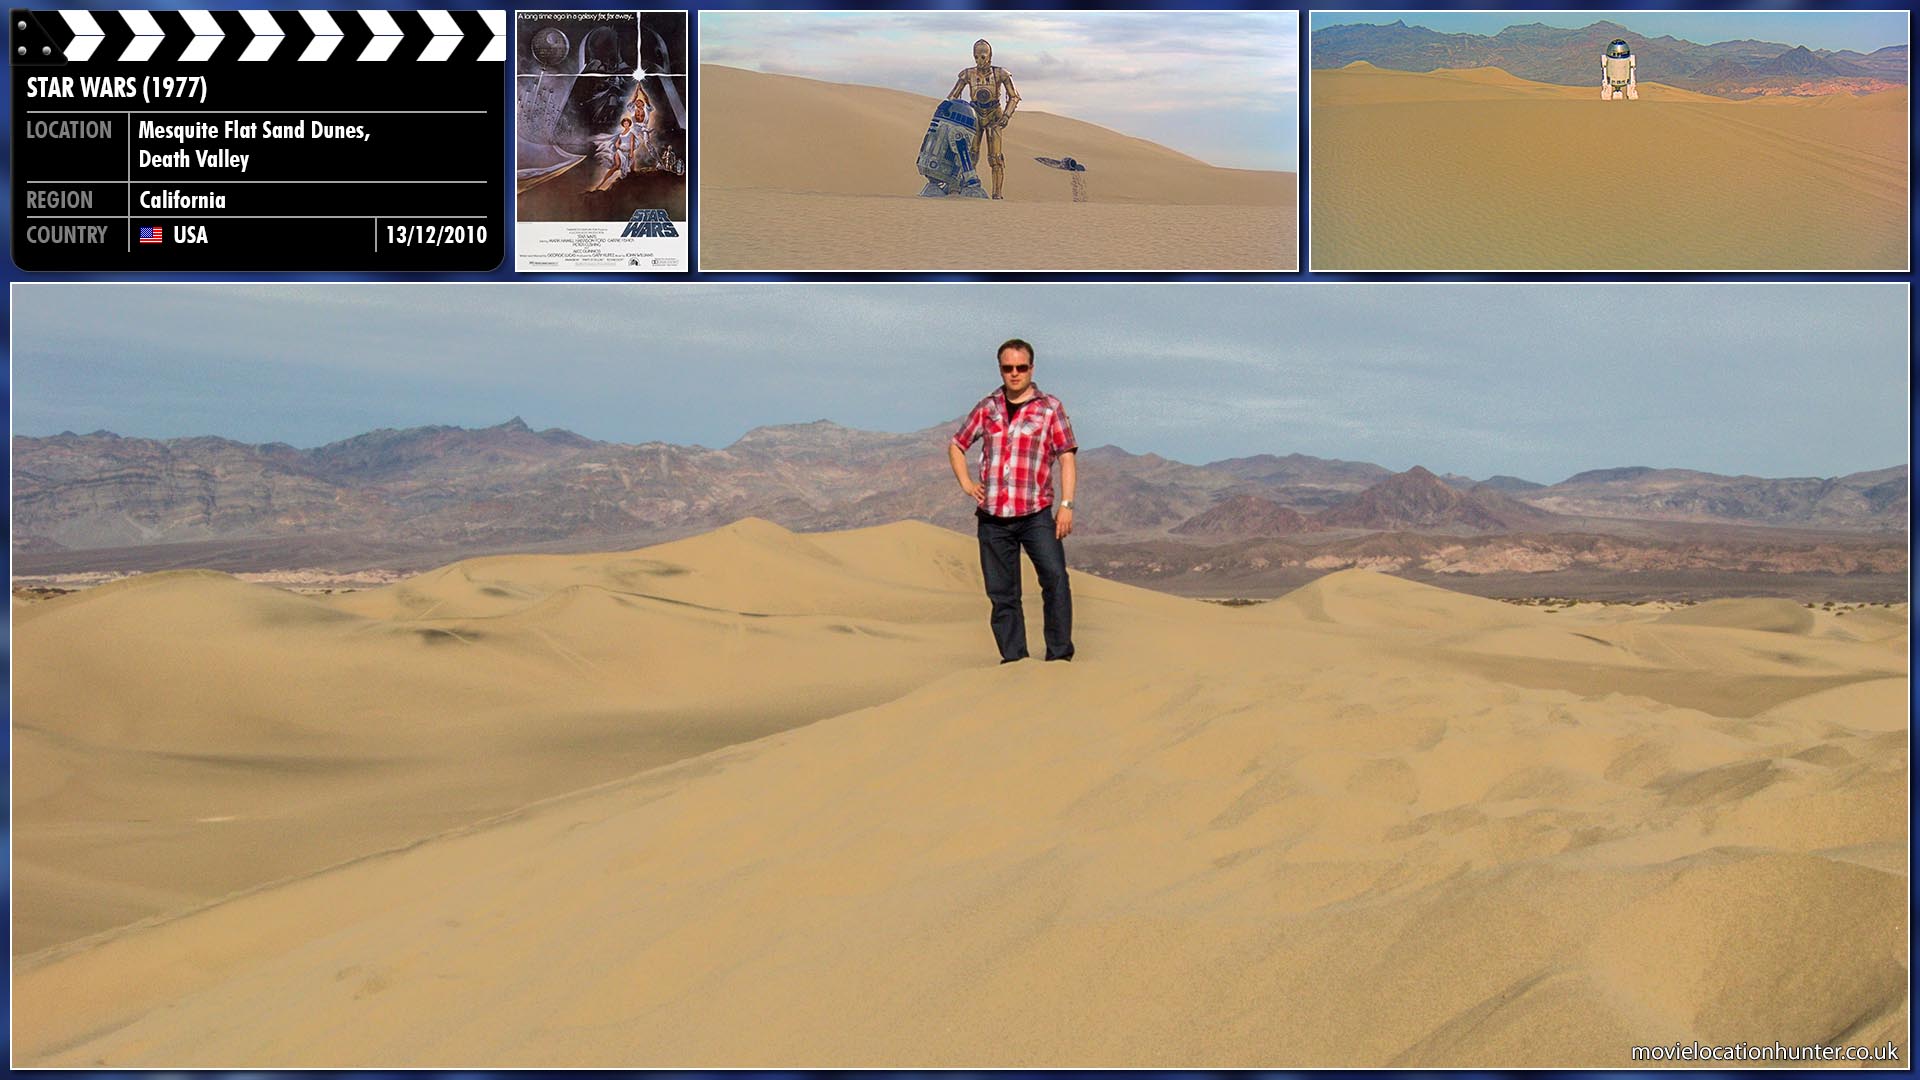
top-left (517, 18), bottom-right (688, 223)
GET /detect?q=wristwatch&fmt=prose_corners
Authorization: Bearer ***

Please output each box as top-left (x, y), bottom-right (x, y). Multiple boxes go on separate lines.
top-left (1060, 500), bottom-right (1075, 510)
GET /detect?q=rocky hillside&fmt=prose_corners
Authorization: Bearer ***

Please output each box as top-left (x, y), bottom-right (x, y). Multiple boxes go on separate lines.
top-left (1527, 466), bottom-right (1909, 529)
top-left (12, 422), bottom-right (1906, 573)
top-left (1317, 466), bottom-right (1557, 533)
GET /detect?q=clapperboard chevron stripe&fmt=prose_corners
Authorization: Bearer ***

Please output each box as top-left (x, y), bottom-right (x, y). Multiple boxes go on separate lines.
top-left (37, 9), bottom-right (504, 63)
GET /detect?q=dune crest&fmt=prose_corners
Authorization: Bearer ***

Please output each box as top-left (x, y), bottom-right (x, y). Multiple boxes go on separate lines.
top-left (1263, 567), bottom-right (1533, 631)
top-left (1657, 597), bottom-right (1816, 634)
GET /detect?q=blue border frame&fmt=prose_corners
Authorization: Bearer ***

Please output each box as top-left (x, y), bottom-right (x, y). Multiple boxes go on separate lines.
top-left (2, 4), bottom-right (1913, 1078)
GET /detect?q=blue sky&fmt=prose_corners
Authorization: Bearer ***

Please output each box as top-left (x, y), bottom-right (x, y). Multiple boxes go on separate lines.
top-left (702, 10), bottom-right (1298, 172)
top-left (10, 284), bottom-right (1906, 484)
top-left (1310, 10), bottom-right (1909, 54)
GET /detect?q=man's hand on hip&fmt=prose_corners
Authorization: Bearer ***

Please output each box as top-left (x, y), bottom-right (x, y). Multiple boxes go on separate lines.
top-left (962, 478), bottom-right (985, 502)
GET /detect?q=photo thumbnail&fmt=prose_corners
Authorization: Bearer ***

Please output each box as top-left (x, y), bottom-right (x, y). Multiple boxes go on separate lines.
top-left (700, 10), bottom-right (1299, 271)
top-left (9, 282), bottom-right (1908, 1067)
top-left (1310, 10), bottom-right (1910, 270)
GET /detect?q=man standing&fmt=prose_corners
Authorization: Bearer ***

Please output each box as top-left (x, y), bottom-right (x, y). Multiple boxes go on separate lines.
top-left (948, 339), bottom-right (1077, 662)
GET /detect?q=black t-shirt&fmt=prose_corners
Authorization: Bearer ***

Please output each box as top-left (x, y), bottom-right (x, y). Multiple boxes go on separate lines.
top-left (1005, 394), bottom-right (1035, 421)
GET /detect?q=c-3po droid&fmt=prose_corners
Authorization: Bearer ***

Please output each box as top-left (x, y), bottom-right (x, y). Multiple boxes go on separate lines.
top-left (949, 39), bottom-right (1020, 199)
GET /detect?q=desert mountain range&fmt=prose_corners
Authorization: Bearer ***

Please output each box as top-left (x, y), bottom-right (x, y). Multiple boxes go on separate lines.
top-left (11, 420), bottom-right (1906, 594)
top-left (1312, 20), bottom-right (1909, 97)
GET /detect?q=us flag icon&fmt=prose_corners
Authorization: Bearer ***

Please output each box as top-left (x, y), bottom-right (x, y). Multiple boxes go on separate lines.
top-left (138, 227), bottom-right (163, 245)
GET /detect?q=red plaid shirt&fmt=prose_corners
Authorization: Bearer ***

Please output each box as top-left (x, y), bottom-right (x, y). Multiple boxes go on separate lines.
top-left (952, 387), bottom-right (1077, 518)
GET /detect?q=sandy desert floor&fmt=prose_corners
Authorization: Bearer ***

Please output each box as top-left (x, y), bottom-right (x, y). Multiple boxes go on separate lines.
top-left (1311, 65), bottom-right (1908, 270)
top-left (11, 520), bottom-right (1910, 1066)
top-left (699, 66), bottom-right (1298, 271)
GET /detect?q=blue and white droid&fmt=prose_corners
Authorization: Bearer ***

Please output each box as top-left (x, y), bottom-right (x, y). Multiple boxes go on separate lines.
top-left (916, 98), bottom-right (988, 198)
top-left (1602, 39), bottom-right (1638, 100)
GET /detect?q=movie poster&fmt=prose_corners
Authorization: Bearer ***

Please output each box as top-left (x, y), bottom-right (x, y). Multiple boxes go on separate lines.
top-left (514, 10), bottom-right (688, 272)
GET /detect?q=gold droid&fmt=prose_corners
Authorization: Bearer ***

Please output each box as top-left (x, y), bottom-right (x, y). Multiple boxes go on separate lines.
top-left (948, 39), bottom-right (1020, 200)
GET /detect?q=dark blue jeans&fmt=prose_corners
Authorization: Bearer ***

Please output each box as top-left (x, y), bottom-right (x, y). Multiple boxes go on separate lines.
top-left (977, 507), bottom-right (1074, 662)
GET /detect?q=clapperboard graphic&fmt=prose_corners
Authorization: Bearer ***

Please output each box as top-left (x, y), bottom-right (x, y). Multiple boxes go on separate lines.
top-left (11, 10), bottom-right (508, 271)
top-left (15, 9), bottom-right (504, 64)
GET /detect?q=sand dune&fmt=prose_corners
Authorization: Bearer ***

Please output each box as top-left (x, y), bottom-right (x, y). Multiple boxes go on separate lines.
top-left (1319, 62), bottom-right (1727, 105)
top-left (1657, 597), bottom-right (1817, 634)
top-left (11, 525), bottom-right (1909, 1066)
top-left (1268, 567), bottom-right (1536, 631)
top-left (10, 520), bottom-right (1003, 955)
top-left (700, 65), bottom-right (1297, 270)
top-left (1312, 65), bottom-right (1908, 270)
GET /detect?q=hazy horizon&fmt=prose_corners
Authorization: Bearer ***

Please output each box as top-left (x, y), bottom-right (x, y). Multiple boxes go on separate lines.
top-left (1309, 11), bottom-right (1909, 54)
top-left (14, 412), bottom-right (1909, 490)
top-left (10, 283), bottom-right (1908, 484)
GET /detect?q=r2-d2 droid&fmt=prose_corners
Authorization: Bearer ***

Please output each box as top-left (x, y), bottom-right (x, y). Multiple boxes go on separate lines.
top-left (916, 98), bottom-right (988, 198)
top-left (1601, 39), bottom-right (1638, 100)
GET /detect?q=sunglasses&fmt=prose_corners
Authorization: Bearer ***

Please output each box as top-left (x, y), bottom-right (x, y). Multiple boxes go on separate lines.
top-left (999, 364), bottom-right (1031, 373)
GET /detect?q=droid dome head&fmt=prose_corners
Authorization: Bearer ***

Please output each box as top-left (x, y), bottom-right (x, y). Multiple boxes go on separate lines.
top-left (1606, 39), bottom-right (1632, 59)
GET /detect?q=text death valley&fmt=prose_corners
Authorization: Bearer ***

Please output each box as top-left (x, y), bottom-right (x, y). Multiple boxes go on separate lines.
top-left (140, 149), bottom-right (251, 172)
